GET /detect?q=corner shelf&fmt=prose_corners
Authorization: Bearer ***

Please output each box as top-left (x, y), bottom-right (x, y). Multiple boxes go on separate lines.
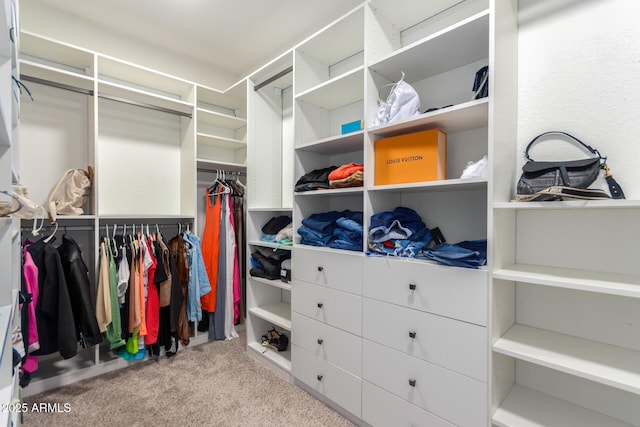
top-left (493, 324), bottom-right (640, 395)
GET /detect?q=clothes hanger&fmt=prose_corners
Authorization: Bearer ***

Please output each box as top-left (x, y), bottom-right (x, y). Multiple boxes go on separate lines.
top-left (43, 221), bottom-right (59, 244)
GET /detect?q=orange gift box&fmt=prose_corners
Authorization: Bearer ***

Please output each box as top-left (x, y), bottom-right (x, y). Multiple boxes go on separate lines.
top-left (374, 129), bottom-right (447, 185)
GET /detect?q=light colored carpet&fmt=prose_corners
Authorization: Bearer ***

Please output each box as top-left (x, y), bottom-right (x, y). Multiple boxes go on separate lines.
top-left (22, 332), bottom-right (355, 426)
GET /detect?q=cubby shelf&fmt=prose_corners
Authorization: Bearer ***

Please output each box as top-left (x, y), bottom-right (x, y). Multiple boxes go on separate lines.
top-left (248, 240), bottom-right (292, 251)
top-left (294, 130), bottom-right (363, 155)
top-left (494, 199), bottom-right (640, 210)
top-left (294, 187), bottom-right (364, 197)
top-left (295, 66), bottom-right (364, 110)
top-left (196, 159), bottom-right (246, 172)
top-left (197, 133), bottom-right (246, 150)
top-left (247, 341), bottom-right (292, 372)
top-left (19, 59), bottom-right (94, 91)
top-left (197, 108), bottom-right (246, 129)
top-left (248, 302), bottom-right (292, 331)
top-left (368, 177), bottom-right (487, 193)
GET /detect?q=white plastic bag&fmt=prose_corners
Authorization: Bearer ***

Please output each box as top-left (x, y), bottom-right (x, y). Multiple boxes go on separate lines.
top-left (460, 155), bottom-right (488, 179)
top-left (374, 72), bottom-right (420, 126)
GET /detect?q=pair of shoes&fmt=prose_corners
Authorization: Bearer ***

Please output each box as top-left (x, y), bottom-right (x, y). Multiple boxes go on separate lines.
top-left (261, 327), bottom-right (289, 352)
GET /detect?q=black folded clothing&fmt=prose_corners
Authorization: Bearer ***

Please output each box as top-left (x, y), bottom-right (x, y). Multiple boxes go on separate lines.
top-left (261, 215), bottom-right (292, 235)
top-left (295, 166), bottom-right (338, 192)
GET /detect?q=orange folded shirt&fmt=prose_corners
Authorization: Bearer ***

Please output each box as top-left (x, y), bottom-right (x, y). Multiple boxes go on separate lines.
top-left (328, 163), bottom-right (364, 181)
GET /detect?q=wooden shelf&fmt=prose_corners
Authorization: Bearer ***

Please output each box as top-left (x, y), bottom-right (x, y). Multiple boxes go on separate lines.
top-left (368, 177), bottom-right (487, 193)
top-left (295, 66), bottom-right (364, 110)
top-left (247, 341), bottom-right (292, 372)
top-left (295, 131), bottom-right (364, 155)
top-left (248, 302), bottom-right (292, 331)
top-left (493, 324), bottom-right (640, 394)
top-left (493, 264), bottom-right (640, 299)
top-left (493, 384), bottom-right (635, 427)
top-left (250, 276), bottom-right (292, 291)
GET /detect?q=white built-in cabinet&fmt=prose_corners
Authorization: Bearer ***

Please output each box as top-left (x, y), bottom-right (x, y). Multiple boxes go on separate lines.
top-left (0, 0), bottom-right (22, 424)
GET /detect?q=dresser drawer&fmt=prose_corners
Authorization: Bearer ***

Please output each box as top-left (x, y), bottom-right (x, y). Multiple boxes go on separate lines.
top-left (363, 298), bottom-right (487, 382)
top-left (292, 345), bottom-right (361, 417)
top-left (292, 312), bottom-right (362, 376)
top-left (363, 257), bottom-right (487, 325)
top-left (293, 247), bottom-right (363, 295)
top-left (363, 381), bottom-right (455, 427)
top-left (292, 280), bottom-right (362, 336)
top-left (362, 339), bottom-right (486, 427)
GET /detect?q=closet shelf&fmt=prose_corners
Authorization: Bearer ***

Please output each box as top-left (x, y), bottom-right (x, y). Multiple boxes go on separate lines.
top-left (197, 108), bottom-right (247, 129)
top-left (368, 10), bottom-right (490, 83)
top-left (368, 177), bottom-right (487, 193)
top-left (248, 240), bottom-right (292, 251)
top-left (494, 199), bottom-right (640, 210)
top-left (493, 264), bottom-right (640, 299)
top-left (369, 98), bottom-right (488, 138)
top-left (248, 302), bottom-right (292, 331)
top-left (250, 276), bottom-right (292, 291)
top-left (295, 131), bottom-right (363, 155)
top-left (196, 159), bottom-right (246, 172)
top-left (20, 59), bottom-right (94, 91)
top-left (493, 324), bottom-right (640, 395)
top-left (247, 341), bottom-right (292, 372)
top-left (97, 214), bottom-right (194, 220)
top-left (492, 384), bottom-right (635, 427)
top-left (97, 80), bottom-right (193, 115)
top-left (294, 187), bottom-right (364, 197)
top-left (295, 66), bottom-right (364, 110)
top-left (197, 133), bottom-right (246, 149)
top-left (247, 207), bottom-right (292, 213)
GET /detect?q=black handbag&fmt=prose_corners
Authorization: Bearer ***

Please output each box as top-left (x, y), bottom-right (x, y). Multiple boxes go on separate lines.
top-left (516, 131), bottom-right (625, 201)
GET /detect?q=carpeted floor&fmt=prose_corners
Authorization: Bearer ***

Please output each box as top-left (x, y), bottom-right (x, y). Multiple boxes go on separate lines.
top-left (22, 332), bottom-right (355, 426)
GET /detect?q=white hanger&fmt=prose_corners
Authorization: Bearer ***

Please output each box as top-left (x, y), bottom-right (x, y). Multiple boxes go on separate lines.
top-left (43, 222), bottom-right (59, 243)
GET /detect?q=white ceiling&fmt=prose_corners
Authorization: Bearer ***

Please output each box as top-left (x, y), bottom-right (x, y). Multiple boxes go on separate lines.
top-left (27, 0), bottom-right (365, 81)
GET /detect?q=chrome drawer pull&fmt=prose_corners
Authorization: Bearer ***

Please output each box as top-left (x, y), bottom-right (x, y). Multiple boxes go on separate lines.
top-left (317, 302), bottom-right (324, 308)
top-left (409, 331), bottom-right (417, 339)
top-left (317, 266), bottom-right (324, 272)
top-left (317, 374), bottom-right (323, 381)
top-left (317, 338), bottom-right (324, 345)
top-left (408, 379), bottom-right (416, 387)
top-left (409, 283), bottom-right (417, 290)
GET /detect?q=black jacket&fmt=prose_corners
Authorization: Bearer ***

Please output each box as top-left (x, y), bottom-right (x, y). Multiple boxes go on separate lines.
top-left (57, 235), bottom-right (103, 349)
top-left (26, 237), bottom-right (78, 359)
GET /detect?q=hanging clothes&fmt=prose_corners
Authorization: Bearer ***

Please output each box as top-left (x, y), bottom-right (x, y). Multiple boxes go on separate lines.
top-left (168, 234), bottom-right (190, 346)
top-left (144, 236), bottom-right (160, 347)
top-left (230, 179), bottom-right (246, 324)
top-left (182, 230), bottom-right (211, 322)
top-left (201, 189), bottom-right (222, 315)
top-left (224, 193), bottom-right (239, 340)
top-left (21, 244), bottom-right (40, 385)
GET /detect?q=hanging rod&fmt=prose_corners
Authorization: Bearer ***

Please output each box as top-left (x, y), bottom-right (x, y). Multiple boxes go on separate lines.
top-left (20, 74), bottom-right (193, 119)
top-left (254, 66), bottom-right (293, 91)
top-left (97, 94), bottom-right (193, 118)
top-left (21, 74), bottom-right (94, 96)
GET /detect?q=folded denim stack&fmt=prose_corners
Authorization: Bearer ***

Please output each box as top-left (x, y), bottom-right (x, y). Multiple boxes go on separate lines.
top-left (416, 240), bottom-right (487, 269)
top-left (367, 207), bottom-right (432, 258)
top-left (298, 210), bottom-right (363, 252)
top-left (260, 215), bottom-right (293, 246)
top-left (328, 163), bottom-right (364, 189)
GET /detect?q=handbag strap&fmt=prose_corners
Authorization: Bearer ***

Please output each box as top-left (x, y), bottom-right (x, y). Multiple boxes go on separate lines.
top-left (524, 131), bottom-right (603, 162)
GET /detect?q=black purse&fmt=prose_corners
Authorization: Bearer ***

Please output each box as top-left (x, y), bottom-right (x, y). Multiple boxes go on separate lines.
top-left (516, 131), bottom-right (625, 201)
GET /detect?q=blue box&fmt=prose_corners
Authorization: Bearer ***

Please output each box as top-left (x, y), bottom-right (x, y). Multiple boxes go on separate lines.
top-left (341, 119), bottom-right (363, 135)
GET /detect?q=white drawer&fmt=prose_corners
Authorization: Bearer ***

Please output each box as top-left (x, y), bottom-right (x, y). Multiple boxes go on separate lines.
top-left (292, 344), bottom-right (361, 418)
top-left (363, 298), bottom-right (487, 382)
top-left (292, 280), bottom-right (362, 336)
top-left (363, 381), bottom-right (455, 427)
top-left (293, 247), bottom-right (363, 295)
top-left (362, 339), bottom-right (486, 427)
top-left (292, 312), bottom-right (362, 376)
top-left (363, 257), bottom-right (487, 326)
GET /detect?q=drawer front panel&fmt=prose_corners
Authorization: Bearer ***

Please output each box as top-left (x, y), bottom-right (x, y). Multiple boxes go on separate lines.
top-left (292, 280), bottom-right (362, 335)
top-left (363, 257), bottom-right (487, 325)
top-left (362, 339), bottom-right (486, 427)
top-left (363, 381), bottom-right (455, 427)
top-left (293, 247), bottom-right (363, 295)
top-left (292, 345), bottom-right (362, 417)
top-left (292, 312), bottom-right (362, 376)
top-left (363, 298), bottom-right (487, 381)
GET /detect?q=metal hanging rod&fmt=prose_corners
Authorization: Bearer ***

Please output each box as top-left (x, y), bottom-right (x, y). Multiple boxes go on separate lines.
top-left (20, 74), bottom-right (193, 119)
top-left (254, 65), bottom-right (293, 91)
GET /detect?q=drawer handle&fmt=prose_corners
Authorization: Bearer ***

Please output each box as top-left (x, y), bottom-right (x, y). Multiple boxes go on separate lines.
top-left (317, 374), bottom-right (323, 381)
top-left (409, 283), bottom-right (417, 291)
top-left (317, 266), bottom-right (324, 272)
top-left (317, 302), bottom-right (324, 308)
top-left (409, 331), bottom-right (417, 339)
top-left (317, 338), bottom-right (324, 345)
top-left (408, 379), bottom-right (416, 387)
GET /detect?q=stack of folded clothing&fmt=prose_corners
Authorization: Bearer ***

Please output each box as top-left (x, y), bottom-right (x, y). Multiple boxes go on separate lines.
top-left (367, 207), bottom-right (432, 258)
top-left (294, 166), bottom-right (338, 192)
top-left (260, 215), bottom-right (293, 246)
top-left (328, 163), bottom-right (364, 189)
top-left (366, 206), bottom-right (487, 268)
top-left (297, 210), bottom-right (363, 252)
top-left (250, 247), bottom-right (291, 280)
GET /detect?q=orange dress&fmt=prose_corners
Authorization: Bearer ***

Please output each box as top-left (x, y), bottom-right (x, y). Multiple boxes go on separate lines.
top-left (200, 190), bottom-right (221, 312)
